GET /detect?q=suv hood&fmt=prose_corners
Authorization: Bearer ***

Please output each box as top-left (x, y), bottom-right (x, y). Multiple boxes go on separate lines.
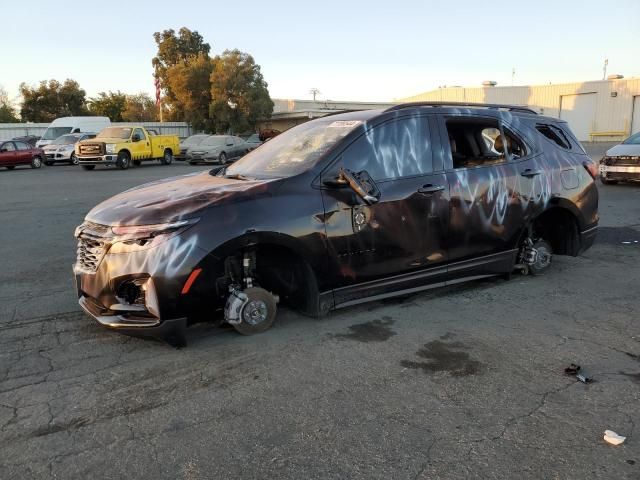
top-left (606, 144), bottom-right (640, 156)
top-left (86, 171), bottom-right (276, 226)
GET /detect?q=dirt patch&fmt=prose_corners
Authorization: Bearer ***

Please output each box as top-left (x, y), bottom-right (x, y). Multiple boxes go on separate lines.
top-left (401, 340), bottom-right (482, 377)
top-left (331, 317), bottom-right (396, 343)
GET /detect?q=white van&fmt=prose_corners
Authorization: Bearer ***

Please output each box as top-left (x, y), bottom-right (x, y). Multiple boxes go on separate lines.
top-left (36, 117), bottom-right (111, 148)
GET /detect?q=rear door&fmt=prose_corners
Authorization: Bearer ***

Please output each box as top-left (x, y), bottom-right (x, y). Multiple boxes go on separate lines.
top-left (0, 141), bottom-right (17, 166)
top-left (320, 114), bottom-right (449, 306)
top-left (14, 141), bottom-right (32, 164)
top-left (437, 114), bottom-right (535, 279)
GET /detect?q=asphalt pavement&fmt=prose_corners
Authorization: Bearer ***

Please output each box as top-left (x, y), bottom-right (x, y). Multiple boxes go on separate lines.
top-left (1, 157), bottom-right (639, 479)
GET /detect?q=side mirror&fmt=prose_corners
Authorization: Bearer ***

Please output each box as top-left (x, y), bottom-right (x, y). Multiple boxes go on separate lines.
top-left (337, 168), bottom-right (380, 205)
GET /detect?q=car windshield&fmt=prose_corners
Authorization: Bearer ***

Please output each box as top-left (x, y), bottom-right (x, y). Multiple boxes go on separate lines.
top-left (183, 135), bottom-right (208, 146)
top-left (202, 136), bottom-right (226, 147)
top-left (226, 119), bottom-right (362, 178)
top-left (41, 127), bottom-right (72, 140)
top-left (52, 134), bottom-right (81, 145)
top-left (97, 127), bottom-right (132, 139)
top-left (247, 134), bottom-right (260, 142)
top-left (622, 132), bottom-right (640, 145)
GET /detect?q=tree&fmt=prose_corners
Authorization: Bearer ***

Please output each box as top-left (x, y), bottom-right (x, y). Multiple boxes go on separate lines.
top-left (88, 91), bottom-right (127, 121)
top-left (122, 93), bottom-right (157, 122)
top-left (165, 53), bottom-right (214, 131)
top-left (0, 87), bottom-right (19, 122)
top-left (152, 28), bottom-right (211, 120)
top-left (209, 50), bottom-right (273, 133)
top-left (19, 79), bottom-right (88, 122)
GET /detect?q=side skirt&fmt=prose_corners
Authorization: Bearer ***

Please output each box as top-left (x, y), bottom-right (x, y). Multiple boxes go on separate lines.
top-left (320, 250), bottom-right (516, 311)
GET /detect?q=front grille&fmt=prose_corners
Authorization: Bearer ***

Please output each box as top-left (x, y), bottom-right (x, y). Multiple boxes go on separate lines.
top-left (79, 143), bottom-right (104, 156)
top-left (608, 156), bottom-right (640, 166)
top-left (75, 222), bottom-right (111, 273)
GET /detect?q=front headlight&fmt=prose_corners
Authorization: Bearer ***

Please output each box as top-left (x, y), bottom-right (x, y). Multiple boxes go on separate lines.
top-left (108, 218), bottom-right (199, 253)
top-left (105, 144), bottom-right (117, 154)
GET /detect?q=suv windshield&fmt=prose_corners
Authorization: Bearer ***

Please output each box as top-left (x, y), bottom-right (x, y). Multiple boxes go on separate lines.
top-left (52, 134), bottom-right (81, 145)
top-left (42, 127), bottom-right (72, 140)
top-left (226, 119), bottom-right (362, 178)
top-left (622, 132), bottom-right (640, 145)
top-left (97, 127), bottom-right (132, 139)
top-left (247, 134), bottom-right (260, 143)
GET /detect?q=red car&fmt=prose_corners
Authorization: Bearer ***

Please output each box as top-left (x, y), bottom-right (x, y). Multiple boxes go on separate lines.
top-left (0, 140), bottom-right (45, 170)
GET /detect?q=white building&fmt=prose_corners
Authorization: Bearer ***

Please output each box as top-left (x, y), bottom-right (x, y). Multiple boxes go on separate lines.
top-left (402, 77), bottom-right (640, 142)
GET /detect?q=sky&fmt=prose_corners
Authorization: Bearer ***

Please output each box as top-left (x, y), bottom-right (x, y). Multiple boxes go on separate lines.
top-left (1, 0), bottom-right (639, 105)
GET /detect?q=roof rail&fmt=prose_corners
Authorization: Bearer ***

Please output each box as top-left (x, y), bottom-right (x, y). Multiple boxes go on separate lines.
top-left (385, 101), bottom-right (538, 115)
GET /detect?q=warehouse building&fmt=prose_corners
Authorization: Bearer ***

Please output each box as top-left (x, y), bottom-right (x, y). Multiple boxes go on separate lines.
top-left (401, 77), bottom-right (640, 142)
top-left (258, 99), bottom-right (395, 132)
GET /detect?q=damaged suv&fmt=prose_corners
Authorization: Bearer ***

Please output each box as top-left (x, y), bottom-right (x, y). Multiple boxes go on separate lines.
top-left (74, 102), bottom-right (599, 345)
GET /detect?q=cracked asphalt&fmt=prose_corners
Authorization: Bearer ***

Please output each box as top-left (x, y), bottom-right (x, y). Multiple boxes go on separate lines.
top-left (1, 156), bottom-right (639, 479)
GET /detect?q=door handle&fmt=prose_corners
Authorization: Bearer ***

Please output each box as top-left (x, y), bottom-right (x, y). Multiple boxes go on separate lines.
top-left (417, 184), bottom-right (445, 194)
top-left (521, 169), bottom-right (542, 178)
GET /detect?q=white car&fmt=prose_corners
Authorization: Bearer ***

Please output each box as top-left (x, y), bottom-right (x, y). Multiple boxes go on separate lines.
top-left (599, 132), bottom-right (640, 184)
top-left (43, 133), bottom-right (95, 165)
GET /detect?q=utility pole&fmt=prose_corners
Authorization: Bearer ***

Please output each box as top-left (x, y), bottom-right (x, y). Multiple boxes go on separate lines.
top-left (603, 58), bottom-right (608, 80)
top-left (309, 88), bottom-right (321, 102)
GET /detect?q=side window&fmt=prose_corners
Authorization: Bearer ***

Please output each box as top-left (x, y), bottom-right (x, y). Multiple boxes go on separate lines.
top-left (15, 142), bottom-right (29, 150)
top-left (340, 116), bottom-right (433, 181)
top-left (2, 142), bottom-right (16, 151)
top-left (446, 117), bottom-right (510, 169)
top-left (536, 124), bottom-right (572, 150)
top-left (134, 128), bottom-right (145, 141)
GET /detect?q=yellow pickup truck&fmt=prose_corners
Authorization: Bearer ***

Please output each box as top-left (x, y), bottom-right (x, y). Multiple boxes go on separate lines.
top-left (76, 126), bottom-right (179, 170)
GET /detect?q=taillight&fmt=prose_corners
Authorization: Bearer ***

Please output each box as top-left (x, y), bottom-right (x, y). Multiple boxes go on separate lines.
top-left (583, 160), bottom-right (598, 180)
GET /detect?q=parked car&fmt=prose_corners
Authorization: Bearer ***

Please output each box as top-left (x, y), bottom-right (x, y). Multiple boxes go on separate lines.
top-left (176, 134), bottom-right (210, 160)
top-left (0, 140), bottom-right (45, 170)
top-left (245, 133), bottom-right (263, 150)
top-left (73, 102), bottom-right (598, 346)
top-left (12, 135), bottom-right (40, 147)
top-left (599, 131), bottom-right (640, 184)
top-left (75, 126), bottom-right (179, 170)
top-left (43, 133), bottom-right (96, 165)
top-left (36, 116), bottom-right (110, 148)
top-left (187, 135), bottom-right (250, 165)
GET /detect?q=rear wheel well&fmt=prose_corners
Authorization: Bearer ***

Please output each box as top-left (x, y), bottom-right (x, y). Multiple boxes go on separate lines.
top-left (532, 208), bottom-right (580, 256)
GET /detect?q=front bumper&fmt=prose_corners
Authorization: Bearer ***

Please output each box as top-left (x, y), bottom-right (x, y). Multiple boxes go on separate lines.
top-left (77, 154), bottom-right (117, 165)
top-left (187, 153), bottom-right (222, 164)
top-left (45, 150), bottom-right (73, 161)
top-left (600, 164), bottom-right (640, 181)
top-left (77, 292), bottom-right (187, 340)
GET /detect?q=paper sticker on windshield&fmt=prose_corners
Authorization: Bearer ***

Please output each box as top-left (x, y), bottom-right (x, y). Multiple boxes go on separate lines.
top-left (328, 120), bottom-right (362, 128)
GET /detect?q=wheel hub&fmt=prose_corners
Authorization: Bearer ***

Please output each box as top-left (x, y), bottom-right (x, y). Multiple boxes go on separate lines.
top-left (242, 300), bottom-right (268, 325)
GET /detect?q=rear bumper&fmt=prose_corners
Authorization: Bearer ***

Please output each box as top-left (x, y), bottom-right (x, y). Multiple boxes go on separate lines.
top-left (78, 155), bottom-right (117, 165)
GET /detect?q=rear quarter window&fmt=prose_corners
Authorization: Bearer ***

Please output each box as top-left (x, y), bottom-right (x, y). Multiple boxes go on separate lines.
top-left (535, 123), bottom-right (574, 150)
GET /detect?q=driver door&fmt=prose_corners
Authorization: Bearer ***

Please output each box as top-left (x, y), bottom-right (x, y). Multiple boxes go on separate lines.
top-left (320, 115), bottom-right (449, 306)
